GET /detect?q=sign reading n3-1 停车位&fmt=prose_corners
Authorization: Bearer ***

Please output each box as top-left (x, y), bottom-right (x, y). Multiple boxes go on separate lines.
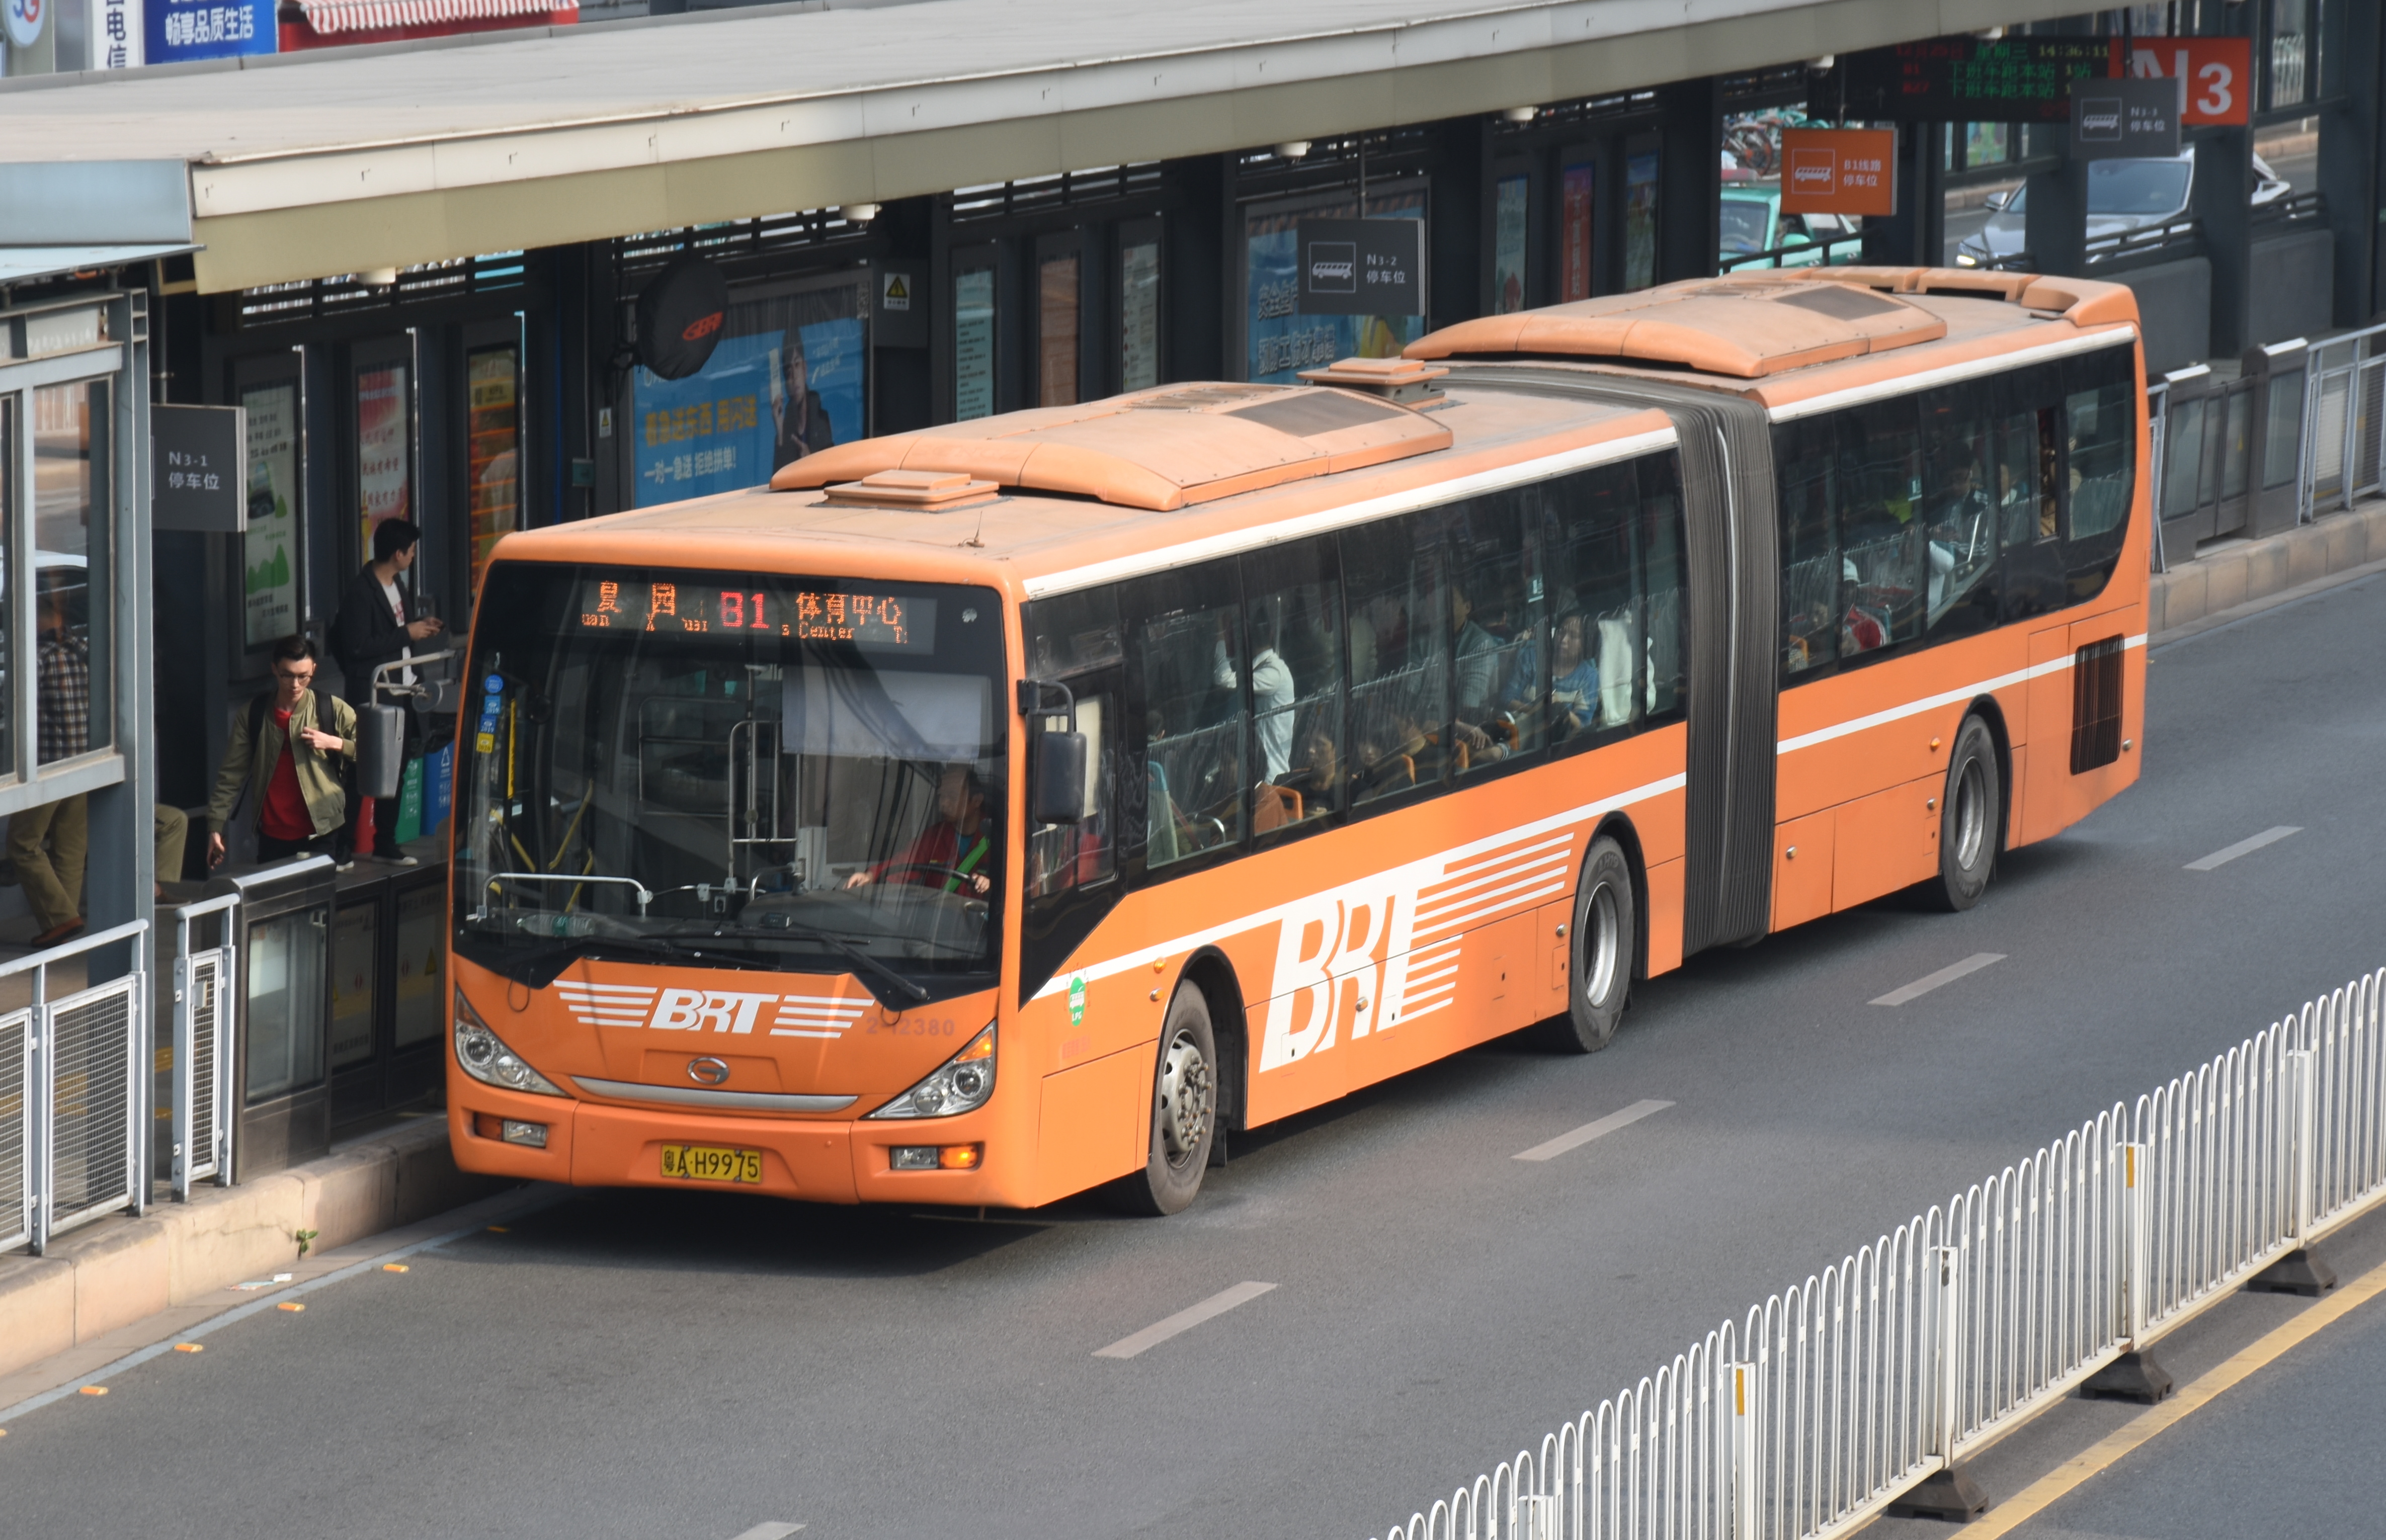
top-left (1778, 128), bottom-right (1899, 218)
top-left (1824, 35), bottom-right (2248, 127)
top-left (2069, 75), bottom-right (2184, 160)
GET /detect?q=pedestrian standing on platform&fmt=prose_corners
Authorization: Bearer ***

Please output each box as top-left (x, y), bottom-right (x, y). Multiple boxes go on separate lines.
top-left (206, 635), bottom-right (358, 871)
top-left (333, 518), bottom-right (443, 865)
top-left (9, 584), bottom-right (90, 946)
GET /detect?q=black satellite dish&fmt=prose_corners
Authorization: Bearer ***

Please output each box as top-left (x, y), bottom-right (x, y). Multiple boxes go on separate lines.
top-left (634, 253), bottom-right (729, 380)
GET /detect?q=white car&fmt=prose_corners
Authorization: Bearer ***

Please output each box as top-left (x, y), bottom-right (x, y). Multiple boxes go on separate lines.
top-left (1956, 151), bottom-right (2289, 267)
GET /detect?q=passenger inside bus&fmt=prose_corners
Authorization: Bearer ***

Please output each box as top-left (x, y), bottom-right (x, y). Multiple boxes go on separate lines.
top-left (1505, 609), bottom-right (1602, 742)
top-left (844, 763), bottom-right (999, 897)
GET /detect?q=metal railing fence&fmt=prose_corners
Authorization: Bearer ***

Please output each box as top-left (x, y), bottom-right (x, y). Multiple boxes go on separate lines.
top-left (0, 919), bottom-right (151, 1255)
top-left (1372, 966), bottom-right (2386, 1540)
top-left (169, 895), bottom-right (239, 1200)
top-left (2296, 321), bottom-right (2386, 522)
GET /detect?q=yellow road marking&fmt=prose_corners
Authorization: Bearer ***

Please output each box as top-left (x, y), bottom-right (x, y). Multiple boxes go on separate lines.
top-left (1962, 1259), bottom-right (2386, 1538)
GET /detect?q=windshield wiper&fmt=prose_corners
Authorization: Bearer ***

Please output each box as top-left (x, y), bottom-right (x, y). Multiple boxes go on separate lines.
top-left (468, 929), bottom-right (711, 989)
top-left (664, 921), bottom-right (933, 1006)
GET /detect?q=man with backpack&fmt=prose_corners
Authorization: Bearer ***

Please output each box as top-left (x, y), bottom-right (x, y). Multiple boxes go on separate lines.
top-left (205, 635), bottom-right (359, 870)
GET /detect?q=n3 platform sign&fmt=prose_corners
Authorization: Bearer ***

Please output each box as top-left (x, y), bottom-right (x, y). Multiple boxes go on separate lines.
top-left (2070, 75), bottom-right (2183, 160)
top-left (1296, 218), bottom-right (1424, 317)
top-left (150, 404), bottom-right (248, 533)
top-left (1823, 35), bottom-right (2246, 127)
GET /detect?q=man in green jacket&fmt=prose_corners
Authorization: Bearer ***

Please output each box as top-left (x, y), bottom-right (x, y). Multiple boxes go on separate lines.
top-left (206, 635), bottom-right (360, 870)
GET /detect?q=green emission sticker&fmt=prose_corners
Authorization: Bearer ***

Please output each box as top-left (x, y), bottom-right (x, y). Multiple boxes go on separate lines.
top-left (1068, 975), bottom-right (1086, 1029)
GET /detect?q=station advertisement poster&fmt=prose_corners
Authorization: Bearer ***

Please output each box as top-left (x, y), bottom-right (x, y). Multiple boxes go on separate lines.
top-left (1243, 185), bottom-right (1427, 386)
top-left (631, 281), bottom-right (866, 507)
top-left (239, 380), bottom-right (300, 649)
top-left (356, 364), bottom-right (410, 559)
top-left (1493, 176), bottom-right (1528, 314)
top-left (1623, 150), bottom-right (1660, 291)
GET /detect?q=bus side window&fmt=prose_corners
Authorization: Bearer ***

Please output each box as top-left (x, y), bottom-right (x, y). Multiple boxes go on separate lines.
top-left (1241, 537), bottom-right (1343, 834)
top-left (1919, 377), bottom-right (2002, 643)
top-left (2063, 346), bottom-right (2136, 549)
top-left (1639, 451), bottom-right (1689, 723)
top-left (1774, 415), bottom-right (1839, 675)
top-left (1546, 458), bottom-right (1644, 740)
top-left (1020, 587), bottom-right (1121, 904)
top-left (1130, 558), bottom-right (1247, 870)
top-left (1832, 396), bottom-right (1927, 660)
top-left (1444, 488), bottom-right (1538, 774)
top-left (1342, 511), bottom-right (1447, 804)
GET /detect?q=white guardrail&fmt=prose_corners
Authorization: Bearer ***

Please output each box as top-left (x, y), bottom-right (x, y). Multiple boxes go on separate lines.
top-left (0, 919), bottom-right (152, 1255)
top-left (1372, 966), bottom-right (2386, 1540)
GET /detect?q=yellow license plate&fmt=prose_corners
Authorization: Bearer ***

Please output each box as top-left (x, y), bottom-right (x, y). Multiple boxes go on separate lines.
top-left (659, 1143), bottom-right (763, 1184)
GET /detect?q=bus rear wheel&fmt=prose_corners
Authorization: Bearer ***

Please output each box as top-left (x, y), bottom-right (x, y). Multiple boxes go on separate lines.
top-left (1930, 715), bottom-right (2000, 912)
top-left (1538, 834), bottom-right (1635, 1054)
top-left (1111, 982), bottom-right (1217, 1215)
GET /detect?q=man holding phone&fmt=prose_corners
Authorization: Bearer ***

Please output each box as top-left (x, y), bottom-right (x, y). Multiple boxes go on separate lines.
top-left (333, 518), bottom-right (444, 864)
top-left (206, 635), bottom-right (359, 869)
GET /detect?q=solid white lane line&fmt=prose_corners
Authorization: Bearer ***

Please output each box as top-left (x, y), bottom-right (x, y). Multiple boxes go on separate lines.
top-left (1513, 1098), bottom-right (1675, 1163)
top-left (1870, 953), bottom-right (2006, 1007)
top-left (1094, 1281), bottom-right (1277, 1360)
top-left (2185, 825), bottom-right (2301, 872)
top-left (726, 1525), bottom-right (804, 1540)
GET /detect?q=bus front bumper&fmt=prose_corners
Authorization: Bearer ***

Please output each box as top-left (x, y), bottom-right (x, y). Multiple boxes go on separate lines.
top-left (447, 1079), bottom-right (1016, 1206)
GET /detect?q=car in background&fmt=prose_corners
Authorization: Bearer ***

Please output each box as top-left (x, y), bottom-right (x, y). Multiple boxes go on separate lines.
top-left (1718, 183), bottom-right (1865, 269)
top-left (1956, 151), bottom-right (2290, 267)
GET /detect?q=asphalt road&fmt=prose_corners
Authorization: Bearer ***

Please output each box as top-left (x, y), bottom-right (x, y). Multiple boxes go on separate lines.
top-left (6, 572), bottom-right (2384, 1540)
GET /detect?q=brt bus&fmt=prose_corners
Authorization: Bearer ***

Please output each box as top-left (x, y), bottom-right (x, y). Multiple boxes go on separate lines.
top-left (447, 266), bottom-right (2146, 1215)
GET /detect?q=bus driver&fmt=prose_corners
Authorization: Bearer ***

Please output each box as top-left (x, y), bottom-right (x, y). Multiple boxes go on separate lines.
top-left (844, 763), bottom-right (999, 897)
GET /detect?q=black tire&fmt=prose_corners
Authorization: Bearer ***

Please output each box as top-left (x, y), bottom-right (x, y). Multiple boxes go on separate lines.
top-left (1536, 834), bottom-right (1635, 1053)
top-left (1109, 982), bottom-right (1218, 1215)
top-left (1931, 715), bottom-right (2000, 912)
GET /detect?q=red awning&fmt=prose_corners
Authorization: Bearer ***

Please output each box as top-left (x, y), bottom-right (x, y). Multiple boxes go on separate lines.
top-left (294, 0), bottom-right (574, 34)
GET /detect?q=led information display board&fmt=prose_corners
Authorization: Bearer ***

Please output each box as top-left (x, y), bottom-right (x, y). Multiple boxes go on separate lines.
top-left (1823, 35), bottom-right (2252, 127)
top-left (574, 577), bottom-right (936, 653)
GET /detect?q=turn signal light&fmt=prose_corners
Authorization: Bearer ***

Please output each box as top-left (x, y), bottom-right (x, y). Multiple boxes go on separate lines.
top-left (891, 1144), bottom-right (983, 1171)
top-left (473, 1113), bottom-right (548, 1148)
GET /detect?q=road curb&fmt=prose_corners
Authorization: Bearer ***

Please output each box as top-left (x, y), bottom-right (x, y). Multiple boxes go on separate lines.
top-left (2150, 502), bottom-right (2386, 636)
top-left (0, 1118), bottom-right (502, 1381)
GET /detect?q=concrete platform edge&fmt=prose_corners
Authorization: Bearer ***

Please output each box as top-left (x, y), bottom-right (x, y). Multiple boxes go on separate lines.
top-left (2152, 503), bottom-right (2386, 635)
top-left (0, 1118), bottom-right (503, 1381)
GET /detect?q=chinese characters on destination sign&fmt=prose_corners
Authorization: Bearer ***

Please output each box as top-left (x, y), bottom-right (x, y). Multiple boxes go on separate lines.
top-left (1824, 35), bottom-right (2247, 126)
top-left (574, 577), bottom-right (936, 652)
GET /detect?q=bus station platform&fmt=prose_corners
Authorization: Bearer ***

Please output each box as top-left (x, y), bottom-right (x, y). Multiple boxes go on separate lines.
top-left (2147, 499), bottom-right (2386, 640)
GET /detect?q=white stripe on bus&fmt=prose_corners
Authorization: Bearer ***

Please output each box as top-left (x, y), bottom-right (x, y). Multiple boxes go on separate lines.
top-left (1775, 632), bottom-right (2146, 756)
top-left (1763, 325), bottom-right (2138, 424)
top-left (1028, 625), bottom-right (2144, 1002)
top-left (1018, 427), bottom-right (1678, 601)
top-left (1027, 768), bottom-right (1687, 1001)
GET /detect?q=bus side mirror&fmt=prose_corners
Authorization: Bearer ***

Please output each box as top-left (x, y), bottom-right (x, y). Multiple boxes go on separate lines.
top-left (1030, 732), bottom-right (1088, 825)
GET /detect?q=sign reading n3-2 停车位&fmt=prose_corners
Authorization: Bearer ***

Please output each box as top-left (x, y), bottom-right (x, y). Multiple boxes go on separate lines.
top-left (1824, 35), bottom-right (2248, 127)
top-left (1778, 128), bottom-right (1899, 217)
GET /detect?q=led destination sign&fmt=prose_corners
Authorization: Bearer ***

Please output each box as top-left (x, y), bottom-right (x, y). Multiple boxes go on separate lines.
top-left (575, 577), bottom-right (937, 653)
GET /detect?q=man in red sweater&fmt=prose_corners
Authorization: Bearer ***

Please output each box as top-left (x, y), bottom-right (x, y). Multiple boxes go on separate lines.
top-left (205, 636), bottom-right (360, 870)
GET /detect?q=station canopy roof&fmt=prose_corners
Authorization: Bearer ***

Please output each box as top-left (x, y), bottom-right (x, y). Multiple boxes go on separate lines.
top-left (0, 0), bottom-right (2080, 293)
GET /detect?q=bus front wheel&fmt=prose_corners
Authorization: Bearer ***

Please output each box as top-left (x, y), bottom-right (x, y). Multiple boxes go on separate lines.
top-left (1539, 834), bottom-right (1635, 1054)
top-left (1931, 715), bottom-right (2000, 912)
top-left (1112, 982), bottom-right (1218, 1215)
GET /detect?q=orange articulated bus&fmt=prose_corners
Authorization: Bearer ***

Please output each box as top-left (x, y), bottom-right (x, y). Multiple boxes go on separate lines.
top-left (446, 266), bottom-right (2147, 1214)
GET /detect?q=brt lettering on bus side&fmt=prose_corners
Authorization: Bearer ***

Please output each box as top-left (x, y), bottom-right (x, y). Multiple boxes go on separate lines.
top-left (1259, 889), bottom-right (1398, 1071)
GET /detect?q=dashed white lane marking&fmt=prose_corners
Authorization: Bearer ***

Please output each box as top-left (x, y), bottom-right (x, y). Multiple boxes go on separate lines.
top-left (726, 1525), bottom-right (804, 1539)
top-left (1870, 952), bottom-right (2007, 1007)
top-left (2185, 825), bottom-right (2301, 872)
top-left (1513, 1098), bottom-right (1675, 1163)
top-left (1094, 1281), bottom-right (1277, 1359)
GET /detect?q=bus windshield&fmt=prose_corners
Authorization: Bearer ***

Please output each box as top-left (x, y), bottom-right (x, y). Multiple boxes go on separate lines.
top-left (453, 563), bottom-right (1009, 1004)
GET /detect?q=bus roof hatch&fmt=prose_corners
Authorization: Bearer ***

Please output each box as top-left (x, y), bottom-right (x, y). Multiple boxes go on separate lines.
top-left (1404, 276), bottom-right (1948, 379)
top-left (771, 380), bottom-right (1452, 512)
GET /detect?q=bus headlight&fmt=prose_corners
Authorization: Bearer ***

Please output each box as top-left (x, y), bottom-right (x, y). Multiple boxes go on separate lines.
top-left (867, 1024), bottom-right (996, 1119)
top-left (454, 988), bottom-right (566, 1097)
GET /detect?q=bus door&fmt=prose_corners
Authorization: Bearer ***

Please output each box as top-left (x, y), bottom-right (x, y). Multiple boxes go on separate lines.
top-left (1463, 370), bottom-right (1781, 955)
